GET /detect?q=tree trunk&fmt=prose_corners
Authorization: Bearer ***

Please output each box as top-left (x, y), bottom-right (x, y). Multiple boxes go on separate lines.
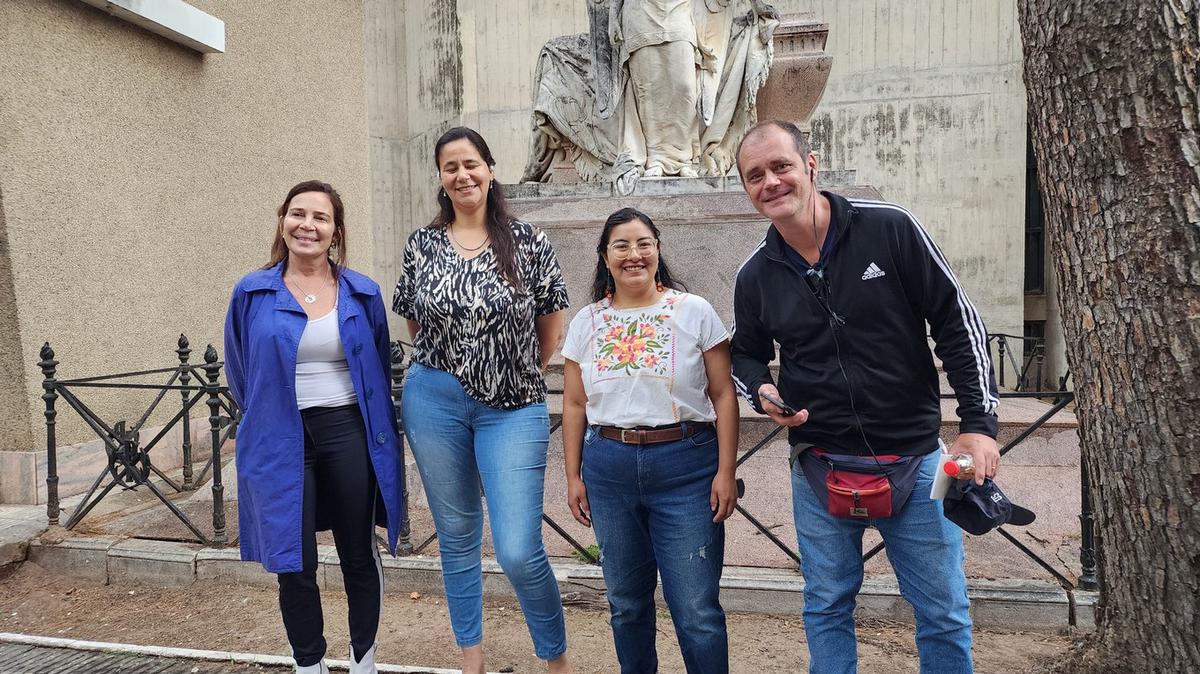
top-left (1018, 1), bottom-right (1200, 671)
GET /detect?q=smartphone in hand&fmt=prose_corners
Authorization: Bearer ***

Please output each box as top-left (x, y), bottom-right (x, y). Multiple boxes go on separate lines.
top-left (760, 390), bottom-right (797, 417)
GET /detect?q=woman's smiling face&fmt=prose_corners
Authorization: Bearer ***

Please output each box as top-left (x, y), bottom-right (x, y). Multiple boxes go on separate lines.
top-left (280, 191), bottom-right (336, 262)
top-left (438, 138), bottom-right (494, 216)
top-left (603, 218), bottom-right (660, 296)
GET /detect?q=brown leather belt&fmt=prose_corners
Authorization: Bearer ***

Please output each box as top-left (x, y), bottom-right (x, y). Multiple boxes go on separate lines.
top-left (597, 422), bottom-right (714, 445)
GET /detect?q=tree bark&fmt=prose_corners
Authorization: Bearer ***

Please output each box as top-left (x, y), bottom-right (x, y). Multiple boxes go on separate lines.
top-left (1018, 1), bottom-right (1200, 671)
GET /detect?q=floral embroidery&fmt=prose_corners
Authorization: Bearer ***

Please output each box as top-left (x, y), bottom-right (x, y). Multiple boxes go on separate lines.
top-left (592, 296), bottom-right (676, 376)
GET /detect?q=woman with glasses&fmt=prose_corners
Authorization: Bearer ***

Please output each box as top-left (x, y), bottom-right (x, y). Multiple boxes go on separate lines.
top-left (392, 127), bottom-right (573, 674)
top-left (561, 207), bottom-right (739, 673)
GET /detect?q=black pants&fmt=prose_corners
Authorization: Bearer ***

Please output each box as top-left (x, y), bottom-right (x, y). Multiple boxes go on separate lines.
top-left (279, 404), bottom-right (382, 667)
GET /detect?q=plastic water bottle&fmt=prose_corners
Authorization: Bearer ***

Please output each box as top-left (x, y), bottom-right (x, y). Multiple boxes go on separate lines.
top-left (942, 453), bottom-right (975, 480)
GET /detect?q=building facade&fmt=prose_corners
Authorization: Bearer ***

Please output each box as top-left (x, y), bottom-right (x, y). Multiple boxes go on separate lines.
top-left (1, 0), bottom-right (1056, 504)
top-left (0, 0), bottom-right (373, 503)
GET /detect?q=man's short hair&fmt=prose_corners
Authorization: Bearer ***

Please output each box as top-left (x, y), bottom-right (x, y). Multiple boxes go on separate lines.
top-left (735, 120), bottom-right (812, 177)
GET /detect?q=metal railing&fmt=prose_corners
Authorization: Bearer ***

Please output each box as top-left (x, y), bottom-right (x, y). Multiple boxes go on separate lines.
top-left (988, 332), bottom-right (1066, 392)
top-left (42, 331), bottom-right (1095, 623)
top-left (388, 341), bottom-right (415, 556)
top-left (388, 341), bottom-right (596, 561)
top-left (40, 336), bottom-right (237, 546)
top-left (521, 333), bottom-right (1097, 625)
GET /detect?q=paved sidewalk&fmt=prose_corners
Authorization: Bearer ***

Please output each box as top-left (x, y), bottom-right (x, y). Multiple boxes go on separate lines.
top-left (0, 643), bottom-right (287, 674)
top-left (0, 505), bottom-right (48, 568)
top-left (0, 635), bottom-right (468, 674)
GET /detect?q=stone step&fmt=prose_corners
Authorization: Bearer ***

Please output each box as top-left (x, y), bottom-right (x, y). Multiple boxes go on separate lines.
top-left (26, 537), bottom-right (1095, 633)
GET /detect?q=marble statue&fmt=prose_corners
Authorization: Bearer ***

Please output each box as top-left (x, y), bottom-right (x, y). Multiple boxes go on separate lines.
top-left (522, 0), bottom-right (779, 194)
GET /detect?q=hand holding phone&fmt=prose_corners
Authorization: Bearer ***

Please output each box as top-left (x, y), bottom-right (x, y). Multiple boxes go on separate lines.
top-left (759, 390), bottom-right (797, 417)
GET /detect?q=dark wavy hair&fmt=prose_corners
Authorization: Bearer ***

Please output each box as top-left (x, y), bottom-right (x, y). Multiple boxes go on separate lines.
top-left (430, 126), bottom-right (523, 290)
top-left (590, 207), bottom-right (686, 302)
top-left (265, 180), bottom-right (346, 274)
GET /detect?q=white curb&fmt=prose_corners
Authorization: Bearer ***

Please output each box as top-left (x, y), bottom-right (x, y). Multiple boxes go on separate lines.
top-left (0, 632), bottom-right (495, 673)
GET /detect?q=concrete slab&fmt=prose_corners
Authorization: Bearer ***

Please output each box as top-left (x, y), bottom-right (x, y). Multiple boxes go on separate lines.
top-left (380, 554), bottom-right (445, 597)
top-left (533, 181), bottom-right (614, 199)
top-left (506, 171), bottom-right (860, 201)
top-left (26, 536), bottom-right (119, 582)
top-left (504, 182), bottom-right (543, 199)
top-left (14, 533), bottom-right (1092, 632)
top-left (0, 517), bottom-right (47, 566)
top-left (630, 175), bottom-right (726, 196)
top-left (108, 538), bottom-right (198, 587)
top-left (195, 547), bottom-right (273, 587)
top-left (0, 505), bottom-right (46, 521)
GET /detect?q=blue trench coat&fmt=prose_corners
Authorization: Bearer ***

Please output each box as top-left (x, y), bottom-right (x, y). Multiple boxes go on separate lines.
top-left (223, 262), bottom-right (406, 574)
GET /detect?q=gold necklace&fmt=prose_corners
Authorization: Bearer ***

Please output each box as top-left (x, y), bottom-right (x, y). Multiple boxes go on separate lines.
top-left (448, 224), bottom-right (489, 252)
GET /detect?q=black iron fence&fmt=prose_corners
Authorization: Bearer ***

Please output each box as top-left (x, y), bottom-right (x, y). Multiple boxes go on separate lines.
top-left (524, 331), bottom-right (1097, 625)
top-left (988, 332), bottom-right (1068, 392)
top-left (40, 336), bottom-right (237, 546)
top-left (41, 331), bottom-right (1095, 623)
top-left (40, 336), bottom-right (422, 554)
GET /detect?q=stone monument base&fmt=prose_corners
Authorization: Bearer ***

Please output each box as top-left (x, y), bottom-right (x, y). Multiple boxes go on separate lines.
top-left (505, 175), bottom-right (881, 326)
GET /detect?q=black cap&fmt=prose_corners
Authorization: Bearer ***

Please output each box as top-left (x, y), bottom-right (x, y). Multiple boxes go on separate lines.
top-left (943, 479), bottom-right (1036, 535)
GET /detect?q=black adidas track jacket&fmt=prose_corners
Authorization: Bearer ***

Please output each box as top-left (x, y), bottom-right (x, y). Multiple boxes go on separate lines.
top-left (731, 192), bottom-right (999, 457)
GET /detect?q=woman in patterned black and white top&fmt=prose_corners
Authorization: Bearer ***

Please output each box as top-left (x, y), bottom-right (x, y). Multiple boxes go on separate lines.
top-left (392, 127), bottom-right (573, 674)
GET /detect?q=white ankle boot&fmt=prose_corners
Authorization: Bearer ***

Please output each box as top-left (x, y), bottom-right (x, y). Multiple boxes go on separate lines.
top-left (294, 661), bottom-right (329, 674)
top-left (349, 643), bottom-right (378, 674)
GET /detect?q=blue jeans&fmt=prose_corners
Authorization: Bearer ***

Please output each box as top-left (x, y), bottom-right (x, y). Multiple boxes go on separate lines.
top-left (791, 448), bottom-right (973, 673)
top-left (583, 424), bottom-right (728, 674)
top-left (401, 363), bottom-right (567, 660)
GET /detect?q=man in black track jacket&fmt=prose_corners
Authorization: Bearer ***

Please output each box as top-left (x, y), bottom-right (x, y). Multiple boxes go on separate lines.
top-left (731, 120), bottom-right (1000, 674)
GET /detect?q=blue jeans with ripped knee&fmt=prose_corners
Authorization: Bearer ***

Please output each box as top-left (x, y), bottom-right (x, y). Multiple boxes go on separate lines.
top-left (583, 423), bottom-right (728, 674)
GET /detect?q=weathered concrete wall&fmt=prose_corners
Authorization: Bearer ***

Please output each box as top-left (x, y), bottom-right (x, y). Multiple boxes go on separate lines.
top-left (455, 1), bottom-right (592, 184)
top-left (365, 0), bottom-right (465, 337)
top-left (786, 0), bottom-right (1027, 339)
top-left (366, 1), bottom-right (591, 338)
top-left (0, 0), bottom-right (371, 501)
top-left (375, 0), bottom-right (1027, 343)
top-left (0, 185), bottom-right (34, 454)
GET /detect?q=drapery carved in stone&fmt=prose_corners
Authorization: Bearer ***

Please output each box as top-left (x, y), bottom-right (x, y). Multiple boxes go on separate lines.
top-left (522, 0), bottom-right (779, 195)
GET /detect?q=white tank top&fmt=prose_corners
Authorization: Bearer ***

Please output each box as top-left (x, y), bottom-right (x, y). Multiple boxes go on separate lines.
top-left (295, 307), bottom-right (358, 410)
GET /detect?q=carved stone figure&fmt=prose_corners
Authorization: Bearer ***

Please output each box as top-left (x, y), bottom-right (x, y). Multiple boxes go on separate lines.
top-left (522, 0), bottom-right (779, 194)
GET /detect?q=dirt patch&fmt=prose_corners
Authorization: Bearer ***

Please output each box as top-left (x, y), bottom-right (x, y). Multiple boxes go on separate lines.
top-left (0, 562), bottom-right (1069, 673)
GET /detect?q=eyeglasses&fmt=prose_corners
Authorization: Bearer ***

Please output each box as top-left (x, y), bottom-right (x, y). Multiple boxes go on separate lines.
top-left (608, 239), bottom-right (658, 258)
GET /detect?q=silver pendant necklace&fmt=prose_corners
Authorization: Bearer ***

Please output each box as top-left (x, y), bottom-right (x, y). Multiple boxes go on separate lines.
top-left (287, 274), bottom-right (330, 304)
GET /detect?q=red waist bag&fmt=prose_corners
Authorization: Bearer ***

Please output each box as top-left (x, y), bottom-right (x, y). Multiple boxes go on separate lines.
top-left (826, 468), bottom-right (892, 519)
top-left (796, 448), bottom-right (920, 520)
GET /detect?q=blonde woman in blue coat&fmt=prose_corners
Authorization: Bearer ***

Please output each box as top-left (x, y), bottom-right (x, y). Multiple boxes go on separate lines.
top-left (224, 180), bottom-right (405, 674)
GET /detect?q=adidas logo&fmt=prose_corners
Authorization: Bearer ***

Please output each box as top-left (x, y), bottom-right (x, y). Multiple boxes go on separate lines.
top-left (861, 262), bottom-right (886, 280)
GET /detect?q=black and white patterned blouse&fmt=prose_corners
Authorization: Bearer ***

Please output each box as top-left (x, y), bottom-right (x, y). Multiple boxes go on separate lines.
top-left (392, 220), bottom-right (570, 409)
